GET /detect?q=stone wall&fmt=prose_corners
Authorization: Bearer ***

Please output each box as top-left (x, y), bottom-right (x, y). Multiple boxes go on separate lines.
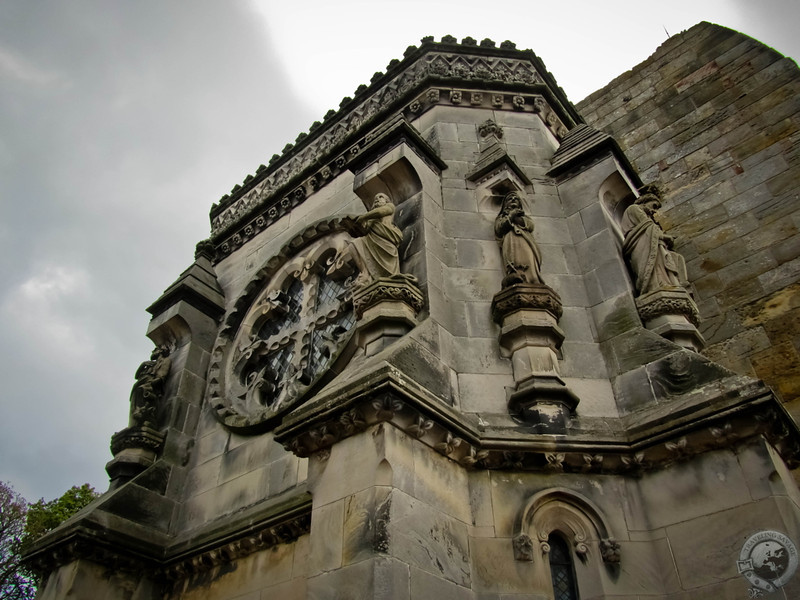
top-left (578, 22), bottom-right (800, 415)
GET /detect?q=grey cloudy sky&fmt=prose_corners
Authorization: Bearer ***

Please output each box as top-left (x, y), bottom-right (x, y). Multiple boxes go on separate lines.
top-left (0, 0), bottom-right (796, 502)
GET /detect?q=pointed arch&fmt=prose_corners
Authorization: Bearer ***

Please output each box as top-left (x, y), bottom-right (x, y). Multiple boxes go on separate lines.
top-left (512, 488), bottom-right (620, 566)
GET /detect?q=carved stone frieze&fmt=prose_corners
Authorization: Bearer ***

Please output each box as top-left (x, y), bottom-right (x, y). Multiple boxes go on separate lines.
top-left (161, 511), bottom-right (311, 583)
top-left (24, 497), bottom-right (311, 590)
top-left (273, 369), bottom-right (800, 475)
top-left (209, 41), bottom-right (575, 246)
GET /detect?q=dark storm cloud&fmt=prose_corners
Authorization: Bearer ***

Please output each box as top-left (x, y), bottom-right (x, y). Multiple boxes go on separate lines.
top-left (0, 1), bottom-right (315, 500)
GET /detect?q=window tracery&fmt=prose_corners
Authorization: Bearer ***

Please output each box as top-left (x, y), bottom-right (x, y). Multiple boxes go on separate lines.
top-left (208, 225), bottom-right (362, 433)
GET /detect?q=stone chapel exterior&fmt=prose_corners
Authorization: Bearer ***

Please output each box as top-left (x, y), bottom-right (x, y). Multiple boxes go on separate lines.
top-left (25, 22), bottom-right (800, 600)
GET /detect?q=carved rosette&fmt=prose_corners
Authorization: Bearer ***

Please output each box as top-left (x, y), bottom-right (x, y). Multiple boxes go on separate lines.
top-left (491, 283), bottom-right (563, 323)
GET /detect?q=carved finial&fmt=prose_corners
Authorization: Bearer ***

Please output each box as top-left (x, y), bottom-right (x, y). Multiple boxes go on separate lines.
top-left (500, 40), bottom-right (517, 49)
top-left (420, 35), bottom-right (434, 44)
top-left (480, 38), bottom-right (496, 48)
top-left (441, 34), bottom-right (457, 43)
top-left (461, 36), bottom-right (477, 46)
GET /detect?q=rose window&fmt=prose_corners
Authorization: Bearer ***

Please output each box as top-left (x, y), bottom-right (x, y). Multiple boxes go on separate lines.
top-left (208, 230), bottom-right (360, 433)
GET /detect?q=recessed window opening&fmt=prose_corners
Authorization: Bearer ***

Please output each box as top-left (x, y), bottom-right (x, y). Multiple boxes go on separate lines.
top-left (549, 532), bottom-right (579, 600)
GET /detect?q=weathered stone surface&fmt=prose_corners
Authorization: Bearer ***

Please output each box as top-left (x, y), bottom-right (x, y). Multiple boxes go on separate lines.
top-left (29, 24), bottom-right (800, 600)
top-left (390, 489), bottom-right (471, 586)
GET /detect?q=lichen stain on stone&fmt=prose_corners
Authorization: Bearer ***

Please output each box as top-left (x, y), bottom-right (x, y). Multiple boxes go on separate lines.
top-left (741, 282), bottom-right (800, 327)
top-left (600, 297), bottom-right (639, 340)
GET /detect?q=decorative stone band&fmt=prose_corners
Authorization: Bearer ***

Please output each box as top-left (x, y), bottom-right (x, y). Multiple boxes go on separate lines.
top-left (160, 510), bottom-right (310, 584)
top-left (274, 366), bottom-right (800, 475)
top-left (210, 89), bottom-right (570, 256)
top-left (24, 491), bottom-right (312, 588)
top-left (491, 283), bottom-right (563, 323)
top-left (209, 40), bottom-right (577, 238)
top-left (23, 533), bottom-right (161, 584)
top-left (110, 425), bottom-right (165, 456)
top-left (352, 277), bottom-right (424, 319)
top-left (635, 289), bottom-right (700, 327)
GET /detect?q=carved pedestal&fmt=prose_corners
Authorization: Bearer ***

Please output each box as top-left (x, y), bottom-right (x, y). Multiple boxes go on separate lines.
top-left (635, 289), bottom-right (704, 352)
top-left (492, 284), bottom-right (579, 431)
top-left (106, 425), bottom-right (165, 488)
top-left (352, 277), bottom-right (423, 356)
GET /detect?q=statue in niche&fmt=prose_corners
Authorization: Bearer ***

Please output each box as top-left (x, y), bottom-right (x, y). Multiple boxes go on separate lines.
top-left (332, 192), bottom-right (406, 287)
top-left (621, 185), bottom-right (684, 295)
top-left (129, 346), bottom-right (171, 427)
top-left (495, 191), bottom-right (543, 287)
top-left (354, 192), bottom-right (403, 279)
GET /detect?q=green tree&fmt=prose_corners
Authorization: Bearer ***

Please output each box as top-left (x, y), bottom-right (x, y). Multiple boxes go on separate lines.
top-left (0, 481), bottom-right (35, 600)
top-left (23, 484), bottom-right (99, 546)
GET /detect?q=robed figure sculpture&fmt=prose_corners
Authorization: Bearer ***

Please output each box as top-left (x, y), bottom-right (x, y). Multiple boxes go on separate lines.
top-left (621, 186), bottom-right (683, 295)
top-left (495, 191), bottom-right (543, 288)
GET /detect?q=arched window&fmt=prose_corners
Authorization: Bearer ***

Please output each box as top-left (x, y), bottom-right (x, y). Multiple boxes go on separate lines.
top-left (548, 532), bottom-right (579, 600)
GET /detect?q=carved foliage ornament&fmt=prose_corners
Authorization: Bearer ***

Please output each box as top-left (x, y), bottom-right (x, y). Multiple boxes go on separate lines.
top-left (208, 227), bottom-right (363, 433)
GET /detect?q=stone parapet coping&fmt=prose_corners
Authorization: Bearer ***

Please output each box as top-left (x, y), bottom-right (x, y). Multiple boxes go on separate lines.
top-left (274, 364), bottom-right (800, 474)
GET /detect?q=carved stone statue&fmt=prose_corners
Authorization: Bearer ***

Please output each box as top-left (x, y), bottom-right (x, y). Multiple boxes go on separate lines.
top-left (621, 185), bottom-right (683, 295)
top-left (352, 192), bottom-right (404, 281)
top-left (129, 346), bottom-right (171, 427)
top-left (495, 191), bottom-right (543, 287)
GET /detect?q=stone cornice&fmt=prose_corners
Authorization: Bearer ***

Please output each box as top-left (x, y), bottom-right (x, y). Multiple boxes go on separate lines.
top-left (209, 41), bottom-right (581, 254)
top-left (274, 364), bottom-right (800, 474)
top-left (24, 487), bottom-right (312, 586)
